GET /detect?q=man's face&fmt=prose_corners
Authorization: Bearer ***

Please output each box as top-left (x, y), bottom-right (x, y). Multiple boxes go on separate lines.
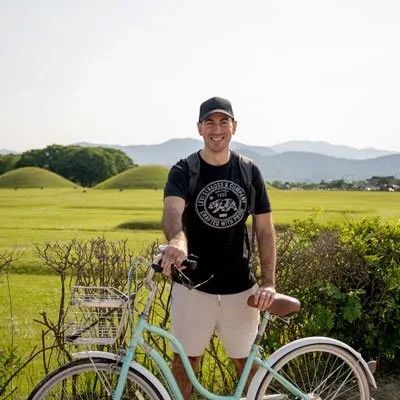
top-left (197, 112), bottom-right (237, 153)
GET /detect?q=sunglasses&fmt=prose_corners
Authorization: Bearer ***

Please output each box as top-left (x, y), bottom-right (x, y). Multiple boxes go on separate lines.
top-left (172, 265), bottom-right (214, 290)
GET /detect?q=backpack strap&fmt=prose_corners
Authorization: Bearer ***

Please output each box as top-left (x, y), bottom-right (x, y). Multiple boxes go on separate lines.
top-left (237, 153), bottom-right (257, 260)
top-left (238, 154), bottom-right (255, 215)
top-left (186, 152), bottom-right (200, 201)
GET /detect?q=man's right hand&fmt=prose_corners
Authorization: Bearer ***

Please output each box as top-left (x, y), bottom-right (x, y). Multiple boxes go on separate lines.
top-left (160, 243), bottom-right (188, 276)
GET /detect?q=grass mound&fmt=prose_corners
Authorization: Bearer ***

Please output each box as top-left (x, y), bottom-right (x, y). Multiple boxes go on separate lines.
top-left (95, 165), bottom-right (169, 190)
top-left (0, 167), bottom-right (77, 188)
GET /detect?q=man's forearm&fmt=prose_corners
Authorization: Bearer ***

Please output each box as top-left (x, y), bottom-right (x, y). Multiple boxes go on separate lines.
top-left (257, 229), bottom-right (276, 287)
top-left (162, 202), bottom-right (187, 250)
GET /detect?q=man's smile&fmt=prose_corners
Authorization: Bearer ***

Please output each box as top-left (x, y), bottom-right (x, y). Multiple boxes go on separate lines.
top-left (210, 136), bottom-right (224, 142)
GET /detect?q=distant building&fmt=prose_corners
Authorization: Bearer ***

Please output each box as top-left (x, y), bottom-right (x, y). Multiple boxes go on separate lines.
top-left (366, 176), bottom-right (399, 191)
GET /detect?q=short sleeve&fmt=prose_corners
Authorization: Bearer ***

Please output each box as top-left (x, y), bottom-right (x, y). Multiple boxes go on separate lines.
top-left (164, 159), bottom-right (190, 200)
top-left (252, 164), bottom-right (272, 214)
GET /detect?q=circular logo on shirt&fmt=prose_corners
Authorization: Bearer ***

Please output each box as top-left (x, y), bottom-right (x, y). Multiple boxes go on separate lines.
top-left (195, 180), bottom-right (247, 229)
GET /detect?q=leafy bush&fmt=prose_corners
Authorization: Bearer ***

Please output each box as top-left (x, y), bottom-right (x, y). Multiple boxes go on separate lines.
top-left (259, 217), bottom-right (400, 371)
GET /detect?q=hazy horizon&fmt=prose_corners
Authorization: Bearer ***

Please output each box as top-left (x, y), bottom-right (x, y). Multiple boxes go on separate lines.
top-left (2, 137), bottom-right (398, 155)
top-left (2, 1), bottom-right (400, 152)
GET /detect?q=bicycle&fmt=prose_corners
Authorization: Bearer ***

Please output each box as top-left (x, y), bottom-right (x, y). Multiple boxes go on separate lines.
top-left (28, 250), bottom-right (377, 400)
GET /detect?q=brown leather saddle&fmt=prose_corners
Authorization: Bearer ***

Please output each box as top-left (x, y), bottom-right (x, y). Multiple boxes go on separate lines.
top-left (247, 293), bottom-right (301, 317)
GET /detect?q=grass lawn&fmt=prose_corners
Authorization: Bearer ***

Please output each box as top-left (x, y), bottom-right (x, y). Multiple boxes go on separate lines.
top-left (270, 189), bottom-right (400, 223)
top-left (0, 274), bottom-right (61, 397)
top-left (1, 188), bottom-right (400, 274)
top-left (0, 183), bottom-right (398, 282)
top-left (0, 188), bottom-right (164, 273)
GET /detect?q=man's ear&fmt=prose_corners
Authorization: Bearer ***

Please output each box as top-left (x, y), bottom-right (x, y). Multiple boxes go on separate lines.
top-left (232, 120), bottom-right (237, 135)
top-left (197, 122), bottom-right (203, 136)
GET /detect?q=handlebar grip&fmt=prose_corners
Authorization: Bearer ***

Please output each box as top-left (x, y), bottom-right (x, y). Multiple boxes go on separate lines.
top-left (151, 254), bottom-right (198, 273)
top-left (151, 262), bottom-right (163, 273)
top-left (183, 256), bottom-right (198, 270)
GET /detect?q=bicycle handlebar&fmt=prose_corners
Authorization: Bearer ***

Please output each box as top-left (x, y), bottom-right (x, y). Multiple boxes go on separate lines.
top-left (151, 254), bottom-right (198, 273)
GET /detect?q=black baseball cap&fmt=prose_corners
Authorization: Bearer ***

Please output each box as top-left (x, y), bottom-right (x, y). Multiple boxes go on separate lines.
top-left (198, 97), bottom-right (235, 122)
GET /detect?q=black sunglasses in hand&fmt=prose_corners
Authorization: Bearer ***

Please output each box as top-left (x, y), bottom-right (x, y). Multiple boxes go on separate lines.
top-left (171, 256), bottom-right (213, 291)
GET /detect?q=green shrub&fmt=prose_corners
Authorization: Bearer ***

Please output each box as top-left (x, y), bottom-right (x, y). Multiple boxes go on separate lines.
top-left (258, 217), bottom-right (400, 371)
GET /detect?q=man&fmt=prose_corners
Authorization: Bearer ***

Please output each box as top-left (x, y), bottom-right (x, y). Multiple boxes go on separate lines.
top-left (162, 96), bottom-right (276, 399)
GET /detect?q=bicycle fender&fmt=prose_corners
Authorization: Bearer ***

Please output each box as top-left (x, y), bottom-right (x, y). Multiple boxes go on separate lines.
top-left (246, 336), bottom-right (376, 400)
top-left (72, 351), bottom-right (172, 400)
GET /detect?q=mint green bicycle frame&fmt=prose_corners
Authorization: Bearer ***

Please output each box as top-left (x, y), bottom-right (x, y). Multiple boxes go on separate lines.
top-left (113, 317), bottom-right (309, 400)
top-left (111, 266), bottom-right (310, 400)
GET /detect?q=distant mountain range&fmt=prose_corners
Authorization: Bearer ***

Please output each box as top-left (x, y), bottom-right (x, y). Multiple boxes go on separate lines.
top-left (248, 152), bottom-right (400, 182)
top-left (75, 139), bottom-right (400, 182)
top-left (77, 139), bottom-right (398, 162)
top-left (269, 140), bottom-right (396, 160)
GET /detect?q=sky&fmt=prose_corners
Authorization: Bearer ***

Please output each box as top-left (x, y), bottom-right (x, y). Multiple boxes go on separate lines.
top-left (1, 0), bottom-right (400, 152)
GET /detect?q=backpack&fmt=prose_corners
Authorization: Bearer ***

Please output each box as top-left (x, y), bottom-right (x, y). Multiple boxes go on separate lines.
top-left (185, 151), bottom-right (257, 257)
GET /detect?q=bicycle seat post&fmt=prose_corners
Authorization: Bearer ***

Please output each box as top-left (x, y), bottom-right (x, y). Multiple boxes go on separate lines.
top-left (254, 311), bottom-right (272, 345)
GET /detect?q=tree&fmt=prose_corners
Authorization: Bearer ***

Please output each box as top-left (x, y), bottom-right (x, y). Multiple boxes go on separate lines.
top-left (63, 147), bottom-right (134, 186)
top-left (15, 149), bottom-right (49, 169)
top-left (13, 145), bottom-right (134, 186)
top-left (0, 154), bottom-right (20, 175)
top-left (101, 148), bottom-right (135, 172)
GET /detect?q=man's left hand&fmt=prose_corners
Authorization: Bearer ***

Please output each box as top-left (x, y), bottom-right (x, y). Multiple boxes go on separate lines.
top-left (253, 285), bottom-right (276, 311)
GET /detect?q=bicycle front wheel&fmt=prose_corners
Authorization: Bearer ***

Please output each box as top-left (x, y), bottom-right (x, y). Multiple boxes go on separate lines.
top-left (255, 343), bottom-right (370, 400)
top-left (28, 357), bottom-right (165, 400)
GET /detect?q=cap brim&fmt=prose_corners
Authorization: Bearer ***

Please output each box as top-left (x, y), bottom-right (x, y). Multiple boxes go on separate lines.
top-left (199, 109), bottom-right (234, 122)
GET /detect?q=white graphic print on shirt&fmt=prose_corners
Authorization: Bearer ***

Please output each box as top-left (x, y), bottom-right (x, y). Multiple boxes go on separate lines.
top-left (195, 180), bottom-right (247, 229)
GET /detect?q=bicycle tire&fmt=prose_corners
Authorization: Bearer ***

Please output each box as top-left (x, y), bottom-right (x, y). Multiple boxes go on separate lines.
top-left (28, 357), bottom-right (165, 400)
top-left (255, 343), bottom-right (370, 400)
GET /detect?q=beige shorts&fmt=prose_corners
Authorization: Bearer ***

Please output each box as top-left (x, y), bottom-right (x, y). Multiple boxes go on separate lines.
top-left (171, 283), bottom-right (259, 359)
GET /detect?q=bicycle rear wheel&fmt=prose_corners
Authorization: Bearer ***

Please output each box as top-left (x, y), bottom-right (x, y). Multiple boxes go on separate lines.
top-left (255, 343), bottom-right (370, 400)
top-left (28, 357), bottom-right (165, 400)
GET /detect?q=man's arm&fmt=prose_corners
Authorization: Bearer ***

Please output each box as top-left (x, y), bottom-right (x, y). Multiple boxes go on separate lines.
top-left (252, 212), bottom-right (277, 310)
top-left (161, 196), bottom-right (188, 275)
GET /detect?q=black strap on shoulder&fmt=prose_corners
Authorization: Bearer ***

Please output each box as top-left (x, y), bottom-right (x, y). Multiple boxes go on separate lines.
top-left (235, 152), bottom-right (257, 260)
top-left (238, 154), bottom-right (255, 215)
top-left (186, 152), bottom-right (200, 200)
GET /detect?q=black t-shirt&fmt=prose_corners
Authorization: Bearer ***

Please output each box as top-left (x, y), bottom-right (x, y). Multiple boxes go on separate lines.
top-left (164, 151), bottom-right (271, 294)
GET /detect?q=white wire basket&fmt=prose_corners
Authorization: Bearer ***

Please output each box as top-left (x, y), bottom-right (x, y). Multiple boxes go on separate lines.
top-left (65, 286), bottom-right (131, 345)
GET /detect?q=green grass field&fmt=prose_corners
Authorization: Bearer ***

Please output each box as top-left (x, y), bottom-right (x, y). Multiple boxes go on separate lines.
top-left (270, 189), bottom-right (400, 223)
top-left (0, 274), bottom-right (60, 396)
top-left (1, 188), bottom-right (399, 273)
top-left (0, 188), bottom-right (165, 273)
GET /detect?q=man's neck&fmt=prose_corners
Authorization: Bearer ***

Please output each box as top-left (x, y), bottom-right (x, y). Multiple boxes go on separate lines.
top-left (200, 149), bottom-right (231, 166)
